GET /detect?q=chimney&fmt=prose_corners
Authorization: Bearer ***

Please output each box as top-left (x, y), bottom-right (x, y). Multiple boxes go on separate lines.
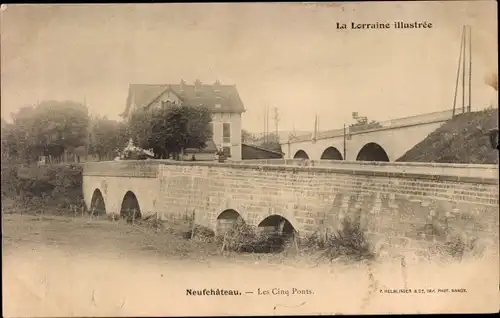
top-left (213, 80), bottom-right (221, 93)
top-left (194, 79), bottom-right (202, 95)
top-left (180, 79), bottom-right (186, 93)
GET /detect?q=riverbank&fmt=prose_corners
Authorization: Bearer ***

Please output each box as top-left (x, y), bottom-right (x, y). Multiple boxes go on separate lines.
top-left (3, 214), bottom-right (498, 316)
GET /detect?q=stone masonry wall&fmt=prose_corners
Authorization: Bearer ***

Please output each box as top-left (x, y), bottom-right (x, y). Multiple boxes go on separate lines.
top-left (156, 161), bottom-right (499, 258)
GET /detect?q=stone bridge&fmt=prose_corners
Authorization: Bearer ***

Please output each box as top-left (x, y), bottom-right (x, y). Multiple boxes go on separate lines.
top-left (82, 159), bottom-right (499, 257)
top-left (282, 109), bottom-right (454, 161)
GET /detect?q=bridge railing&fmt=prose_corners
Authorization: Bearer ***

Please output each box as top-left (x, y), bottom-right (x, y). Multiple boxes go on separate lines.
top-left (82, 160), bottom-right (163, 177)
top-left (238, 159), bottom-right (498, 181)
top-left (82, 158), bottom-right (498, 183)
top-left (285, 109), bottom-right (455, 144)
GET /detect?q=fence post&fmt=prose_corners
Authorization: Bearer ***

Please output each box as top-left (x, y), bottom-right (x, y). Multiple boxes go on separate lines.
top-left (293, 230), bottom-right (300, 254)
top-left (190, 209), bottom-right (196, 239)
top-left (155, 211), bottom-right (160, 233)
top-left (220, 232), bottom-right (228, 253)
top-left (90, 206), bottom-right (96, 221)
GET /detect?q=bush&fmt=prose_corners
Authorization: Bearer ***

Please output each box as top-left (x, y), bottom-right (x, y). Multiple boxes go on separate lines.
top-left (300, 231), bottom-right (326, 249)
top-left (322, 216), bottom-right (375, 262)
top-left (219, 219), bottom-right (288, 253)
top-left (435, 233), bottom-right (485, 261)
top-left (183, 225), bottom-right (215, 242)
top-left (1, 164), bottom-right (84, 213)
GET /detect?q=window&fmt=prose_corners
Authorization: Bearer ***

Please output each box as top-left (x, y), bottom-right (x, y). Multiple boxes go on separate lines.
top-left (215, 103), bottom-right (222, 109)
top-left (223, 123), bottom-right (231, 143)
top-left (223, 146), bottom-right (231, 158)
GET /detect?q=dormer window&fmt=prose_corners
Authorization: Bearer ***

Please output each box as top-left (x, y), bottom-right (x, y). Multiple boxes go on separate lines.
top-left (161, 100), bottom-right (175, 108)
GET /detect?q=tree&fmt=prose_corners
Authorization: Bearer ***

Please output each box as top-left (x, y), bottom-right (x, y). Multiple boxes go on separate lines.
top-left (4, 101), bottom-right (90, 164)
top-left (349, 117), bottom-right (383, 133)
top-left (1, 119), bottom-right (20, 164)
top-left (129, 102), bottom-right (212, 160)
top-left (241, 129), bottom-right (256, 143)
top-left (252, 132), bottom-right (282, 153)
top-left (89, 116), bottom-right (130, 160)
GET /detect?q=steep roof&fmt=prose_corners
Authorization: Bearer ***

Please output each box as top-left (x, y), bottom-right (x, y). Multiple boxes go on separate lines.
top-left (122, 81), bottom-right (246, 117)
top-left (242, 143), bottom-right (284, 156)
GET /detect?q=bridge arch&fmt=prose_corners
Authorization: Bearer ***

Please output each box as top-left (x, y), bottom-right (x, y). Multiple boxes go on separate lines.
top-left (216, 209), bottom-right (245, 236)
top-left (356, 142), bottom-right (390, 162)
top-left (90, 188), bottom-right (106, 216)
top-left (293, 150), bottom-right (309, 159)
top-left (257, 214), bottom-right (297, 237)
top-left (120, 191), bottom-right (142, 220)
top-left (320, 146), bottom-right (343, 160)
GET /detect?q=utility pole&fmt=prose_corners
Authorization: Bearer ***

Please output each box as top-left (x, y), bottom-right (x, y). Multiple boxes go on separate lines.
top-left (273, 107), bottom-right (279, 138)
top-left (266, 105), bottom-right (270, 143)
top-left (84, 96), bottom-right (90, 161)
top-left (462, 25), bottom-right (466, 114)
top-left (312, 114), bottom-right (318, 142)
top-left (266, 105), bottom-right (269, 142)
top-left (343, 123), bottom-right (347, 160)
top-left (467, 25), bottom-right (472, 113)
top-left (265, 104), bottom-right (267, 144)
top-left (452, 26), bottom-right (465, 118)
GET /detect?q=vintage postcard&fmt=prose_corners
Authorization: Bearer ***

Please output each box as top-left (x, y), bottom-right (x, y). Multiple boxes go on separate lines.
top-left (1, 1), bottom-right (498, 317)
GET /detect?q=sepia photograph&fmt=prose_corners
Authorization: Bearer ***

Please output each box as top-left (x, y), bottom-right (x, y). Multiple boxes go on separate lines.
top-left (1, 1), bottom-right (498, 316)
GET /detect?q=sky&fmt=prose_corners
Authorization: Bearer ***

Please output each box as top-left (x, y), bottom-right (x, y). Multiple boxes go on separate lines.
top-left (1, 2), bottom-right (498, 134)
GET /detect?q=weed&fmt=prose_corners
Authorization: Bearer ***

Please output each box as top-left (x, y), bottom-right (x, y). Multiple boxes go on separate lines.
top-left (183, 225), bottom-right (215, 242)
top-left (437, 233), bottom-right (484, 261)
top-left (218, 218), bottom-right (289, 253)
top-left (1, 164), bottom-right (85, 214)
top-left (321, 216), bottom-right (375, 262)
top-left (300, 231), bottom-right (325, 249)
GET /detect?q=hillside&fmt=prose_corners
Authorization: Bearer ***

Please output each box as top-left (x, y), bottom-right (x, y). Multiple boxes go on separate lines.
top-left (396, 107), bottom-right (498, 164)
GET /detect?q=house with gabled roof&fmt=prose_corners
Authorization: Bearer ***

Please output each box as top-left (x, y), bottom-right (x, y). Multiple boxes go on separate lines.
top-left (121, 79), bottom-right (246, 160)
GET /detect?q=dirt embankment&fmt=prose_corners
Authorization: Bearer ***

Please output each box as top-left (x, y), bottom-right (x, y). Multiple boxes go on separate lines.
top-left (397, 108), bottom-right (498, 164)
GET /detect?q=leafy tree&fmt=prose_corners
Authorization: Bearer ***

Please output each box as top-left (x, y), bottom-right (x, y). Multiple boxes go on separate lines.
top-left (241, 129), bottom-right (256, 143)
top-left (254, 132), bottom-right (282, 153)
top-left (129, 107), bottom-right (154, 151)
top-left (129, 102), bottom-right (212, 160)
top-left (183, 105), bottom-right (213, 151)
top-left (5, 100), bottom-right (89, 164)
top-left (1, 119), bottom-right (20, 164)
top-left (88, 116), bottom-right (130, 160)
top-left (349, 117), bottom-right (383, 133)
